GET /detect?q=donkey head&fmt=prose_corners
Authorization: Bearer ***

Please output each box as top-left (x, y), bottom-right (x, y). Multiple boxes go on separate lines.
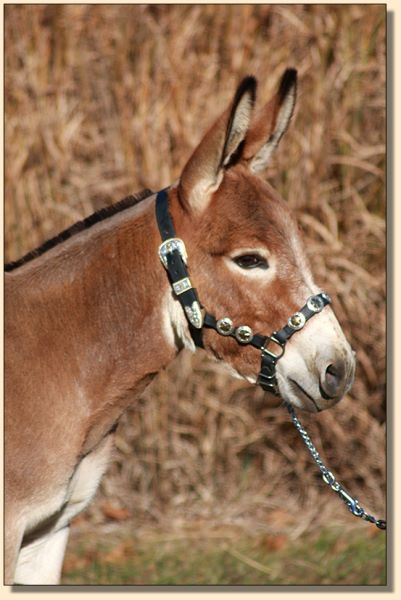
top-left (168, 70), bottom-right (356, 412)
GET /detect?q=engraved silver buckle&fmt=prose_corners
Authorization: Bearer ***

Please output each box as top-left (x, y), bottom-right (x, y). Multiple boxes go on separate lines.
top-left (158, 238), bottom-right (188, 269)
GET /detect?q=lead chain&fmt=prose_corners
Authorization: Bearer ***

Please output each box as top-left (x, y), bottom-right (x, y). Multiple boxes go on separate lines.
top-left (285, 402), bottom-right (386, 531)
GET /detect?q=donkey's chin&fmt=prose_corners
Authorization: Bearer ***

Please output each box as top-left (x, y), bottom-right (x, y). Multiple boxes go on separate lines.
top-left (278, 376), bottom-right (338, 413)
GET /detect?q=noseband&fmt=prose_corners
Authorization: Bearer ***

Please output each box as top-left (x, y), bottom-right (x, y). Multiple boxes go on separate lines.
top-left (156, 189), bottom-right (331, 397)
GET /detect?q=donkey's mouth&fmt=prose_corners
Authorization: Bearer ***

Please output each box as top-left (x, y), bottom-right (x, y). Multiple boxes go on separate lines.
top-left (288, 378), bottom-right (321, 412)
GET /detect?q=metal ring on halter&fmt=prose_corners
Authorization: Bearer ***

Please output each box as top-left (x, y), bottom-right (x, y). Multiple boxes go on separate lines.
top-left (261, 334), bottom-right (286, 360)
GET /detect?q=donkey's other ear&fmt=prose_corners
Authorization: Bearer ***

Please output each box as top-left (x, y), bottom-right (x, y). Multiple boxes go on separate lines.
top-left (179, 76), bottom-right (257, 212)
top-left (242, 69), bottom-right (297, 173)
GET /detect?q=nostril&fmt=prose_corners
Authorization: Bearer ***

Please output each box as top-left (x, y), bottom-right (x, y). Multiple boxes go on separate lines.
top-left (326, 363), bottom-right (340, 385)
top-left (320, 361), bottom-right (346, 399)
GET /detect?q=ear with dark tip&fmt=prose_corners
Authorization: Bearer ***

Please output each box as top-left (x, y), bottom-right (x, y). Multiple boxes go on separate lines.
top-left (179, 76), bottom-right (257, 213)
top-left (242, 68), bottom-right (297, 173)
top-left (220, 76), bottom-right (257, 167)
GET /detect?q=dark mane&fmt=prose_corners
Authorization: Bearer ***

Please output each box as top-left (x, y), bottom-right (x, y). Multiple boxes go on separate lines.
top-left (5, 189), bottom-right (154, 272)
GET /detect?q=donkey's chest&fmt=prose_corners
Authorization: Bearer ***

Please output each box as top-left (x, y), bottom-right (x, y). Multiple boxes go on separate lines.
top-left (25, 434), bottom-right (114, 539)
top-left (61, 434), bottom-right (114, 526)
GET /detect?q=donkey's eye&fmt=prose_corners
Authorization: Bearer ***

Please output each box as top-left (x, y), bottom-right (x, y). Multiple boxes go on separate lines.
top-left (233, 254), bottom-right (269, 270)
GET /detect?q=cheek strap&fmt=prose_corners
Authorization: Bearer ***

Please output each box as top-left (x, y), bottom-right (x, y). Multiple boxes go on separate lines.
top-left (156, 189), bottom-right (205, 347)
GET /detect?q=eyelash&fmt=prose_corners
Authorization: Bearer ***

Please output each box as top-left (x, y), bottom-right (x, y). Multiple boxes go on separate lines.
top-left (232, 254), bottom-right (269, 270)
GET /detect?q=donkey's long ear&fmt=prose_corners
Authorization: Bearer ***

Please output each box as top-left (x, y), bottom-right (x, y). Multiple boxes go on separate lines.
top-left (242, 69), bottom-right (297, 173)
top-left (179, 76), bottom-right (257, 212)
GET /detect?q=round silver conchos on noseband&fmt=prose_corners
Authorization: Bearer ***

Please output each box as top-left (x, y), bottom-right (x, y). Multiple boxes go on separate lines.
top-left (216, 317), bottom-right (235, 336)
top-left (307, 294), bottom-right (327, 313)
top-left (288, 312), bottom-right (306, 330)
top-left (235, 325), bottom-right (254, 344)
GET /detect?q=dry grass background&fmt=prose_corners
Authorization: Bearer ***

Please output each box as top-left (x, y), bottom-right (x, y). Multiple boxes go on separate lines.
top-left (5, 4), bottom-right (386, 540)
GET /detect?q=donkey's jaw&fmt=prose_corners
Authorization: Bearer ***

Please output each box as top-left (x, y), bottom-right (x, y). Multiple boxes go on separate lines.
top-left (278, 372), bottom-right (332, 413)
top-left (163, 290), bottom-right (196, 353)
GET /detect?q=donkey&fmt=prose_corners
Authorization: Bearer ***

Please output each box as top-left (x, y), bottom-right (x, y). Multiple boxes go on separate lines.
top-left (5, 69), bottom-right (356, 584)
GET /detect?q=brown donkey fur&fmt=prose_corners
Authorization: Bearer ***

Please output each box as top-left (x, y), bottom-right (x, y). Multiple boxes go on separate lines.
top-left (5, 70), bottom-right (355, 584)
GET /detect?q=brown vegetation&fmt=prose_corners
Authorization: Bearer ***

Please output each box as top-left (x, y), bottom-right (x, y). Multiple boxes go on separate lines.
top-left (5, 5), bottom-right (385, 536)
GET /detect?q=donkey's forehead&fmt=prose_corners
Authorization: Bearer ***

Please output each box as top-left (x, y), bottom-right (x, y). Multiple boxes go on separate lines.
top-left (202, 169), bottom-right (298, 250)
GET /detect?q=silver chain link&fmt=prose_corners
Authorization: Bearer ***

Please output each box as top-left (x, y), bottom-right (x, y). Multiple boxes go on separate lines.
top-left (285, 402), bottom-right (386, 530)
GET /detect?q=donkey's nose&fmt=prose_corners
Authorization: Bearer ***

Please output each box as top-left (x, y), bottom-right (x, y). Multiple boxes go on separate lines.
top-left (320, 360), bottom-right (348, 400)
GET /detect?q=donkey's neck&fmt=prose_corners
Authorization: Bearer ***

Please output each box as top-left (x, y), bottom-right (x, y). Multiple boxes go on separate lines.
top-left (6, 192), bottom-right (188, 451)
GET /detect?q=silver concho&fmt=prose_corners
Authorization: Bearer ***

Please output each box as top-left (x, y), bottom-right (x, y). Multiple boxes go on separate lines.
top-left (216, 317), bottom-right (234, 336)
top-left (306, 295), bottom-right (325, 313)
top-left (321, 292), bottom-right (331, 303)
top-left (288, 312), bottom-right (306, 330)
top-left (235, 325), bottom-right (254, 344)
top-left (184, 302), bottom-right (204, 329)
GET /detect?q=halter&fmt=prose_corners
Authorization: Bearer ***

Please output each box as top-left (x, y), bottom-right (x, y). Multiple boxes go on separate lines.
top-left (156, 188), bottom-right (386, 531)
top-left (156, 189), bottom-right (331, 396)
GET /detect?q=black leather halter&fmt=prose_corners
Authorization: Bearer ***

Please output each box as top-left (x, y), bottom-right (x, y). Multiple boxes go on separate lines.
top-left (156, 189), bottom-right (331, 396)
